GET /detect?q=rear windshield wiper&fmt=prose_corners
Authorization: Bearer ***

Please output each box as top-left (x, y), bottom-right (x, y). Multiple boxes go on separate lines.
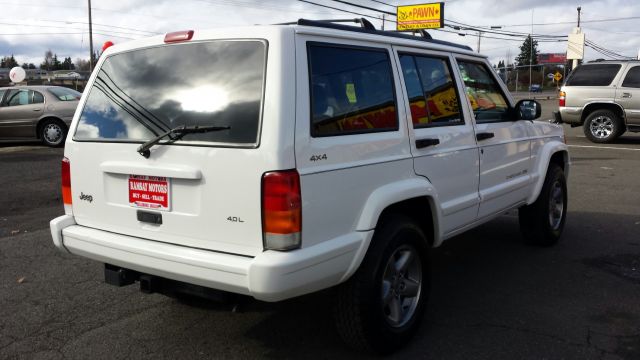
top-left (137, 125), bottom-right (230, 158)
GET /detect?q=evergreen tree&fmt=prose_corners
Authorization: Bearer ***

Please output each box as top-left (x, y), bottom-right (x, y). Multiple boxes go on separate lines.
top-left (516, 35), bottom-right (539, 66)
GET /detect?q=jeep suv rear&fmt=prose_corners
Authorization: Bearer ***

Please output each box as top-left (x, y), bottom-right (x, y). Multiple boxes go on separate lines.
top-left (51, 19), bottom-right (569, 354)
top-left (556, 60), bottom-right (640, 142)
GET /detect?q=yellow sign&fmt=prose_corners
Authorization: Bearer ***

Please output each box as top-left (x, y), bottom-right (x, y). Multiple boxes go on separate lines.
top-left (397, 2), bottom-right (444, 31)
top-left (554, 72), bottom-right (563, 81)
top-left (345, 83), bottom-right (357, 104)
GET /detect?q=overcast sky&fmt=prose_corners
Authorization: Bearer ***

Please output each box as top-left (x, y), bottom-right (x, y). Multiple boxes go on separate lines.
top-left (0, 0), bottom-right (638, 67)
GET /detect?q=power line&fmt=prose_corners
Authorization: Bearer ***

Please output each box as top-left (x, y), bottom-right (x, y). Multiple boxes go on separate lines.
top-left (326, 0), bottom-right (394, 15)
top-left (367, 0), bottom-right (395, 7)
top-left (495, 15), bottom-right (640, 28)
top-left (296, 0), bottom-right (394, 23)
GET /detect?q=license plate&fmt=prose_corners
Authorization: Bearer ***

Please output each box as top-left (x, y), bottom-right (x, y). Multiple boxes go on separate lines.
top-left (128, 175), bottom-right (171, 211)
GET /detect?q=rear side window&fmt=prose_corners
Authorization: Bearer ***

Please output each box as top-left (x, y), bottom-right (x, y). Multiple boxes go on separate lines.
top-left (75, 40), bottom-right (266, 146)
top-left (565, 64), bottom-right (621, 86)
top-left (308, 44), bottom-right (398, 137)
top-left (399, 54), bottom-right (462, 127)
top-left (622, 66), bottom-right (640, 88)
top-left (48, 87), bottom-right (81, 101)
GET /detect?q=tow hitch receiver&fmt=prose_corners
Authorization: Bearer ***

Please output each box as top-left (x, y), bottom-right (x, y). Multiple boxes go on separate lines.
top-left (104, 263), bottom-right (136, 286)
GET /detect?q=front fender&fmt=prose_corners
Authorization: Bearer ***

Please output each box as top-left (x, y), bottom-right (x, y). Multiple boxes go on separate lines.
top-left (527, 141), bottom-right (570, 204)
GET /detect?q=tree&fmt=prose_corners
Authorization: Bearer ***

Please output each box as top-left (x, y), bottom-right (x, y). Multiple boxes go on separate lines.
top-left (41, 49), bottom-right (54, 70)
top-left (62, 57), bottom-right (74, 70)
top-left (75, 58), bottom-right (90, 71)
top-left (516, 35), bottom-right (539, 66)
top-left (28, 63), bottom-right (36, 69)
top-left (21, 62), bottom-right (29, 69)
top-left (1, 55), bottom-right (19, 68)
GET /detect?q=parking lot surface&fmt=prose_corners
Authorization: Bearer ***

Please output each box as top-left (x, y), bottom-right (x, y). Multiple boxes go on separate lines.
top-left (1, 114), bottom-right (639, 359)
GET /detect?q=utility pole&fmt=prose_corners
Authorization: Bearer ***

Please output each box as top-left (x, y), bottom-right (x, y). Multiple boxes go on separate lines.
top-left (381, 13), bottom-right (385, 31)
top-left (529, 9), bottom-right (534, 93)
top-left (88, 0), bottom-right (94, 72)
top-left (572, 6), bottom-right (581, 70)
top-left (477, 31), bottom-right (482, 53)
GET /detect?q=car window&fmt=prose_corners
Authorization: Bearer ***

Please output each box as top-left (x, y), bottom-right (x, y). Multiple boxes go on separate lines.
top-left (48, 87), bottom-right (81, 101)
top-left (6, 90), bottom-right (31, 107)
top-left (399, 54), bottom-right (463, 127)
top-left (32, 91), bottom-right (44, 104)
top-left (75, 40), bottom-right (266, 145)
top-left (622, 66), bottom-right (640, 88)
top-left (565, 64), bottom-right (621, 86)
top-left (308, 44), bottom-right (398, 137)
top-left (457, 61), bottom-right (510, 123)
top-left (0, 89), bottom-right (5, 104)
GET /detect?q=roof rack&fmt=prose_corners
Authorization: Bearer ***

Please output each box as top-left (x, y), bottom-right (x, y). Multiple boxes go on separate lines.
top-left (283, 18), bottom-right (472, 52)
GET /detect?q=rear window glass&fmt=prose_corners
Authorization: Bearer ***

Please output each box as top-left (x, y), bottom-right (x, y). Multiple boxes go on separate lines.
top-left (48, 87), bottom-right (81, 101)
top-left (308, 44), bottom-right (398, 137)
top-left (74, 40), bottom-right (266, 145)
top-left (622, 66), bottom-right (640, 88)
top-left (565, 64), bottom-right (621, 86)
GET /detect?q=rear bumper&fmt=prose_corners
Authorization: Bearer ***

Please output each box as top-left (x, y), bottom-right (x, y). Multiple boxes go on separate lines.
top-left (50, 215), bottom-right (371, 302)
top-left (557, 106), bottom-right (583, 125)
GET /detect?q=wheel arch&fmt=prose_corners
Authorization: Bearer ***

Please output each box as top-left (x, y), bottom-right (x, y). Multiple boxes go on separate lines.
top-left (580, 102), bottom-right (626, 125)
top-left (341, 178), bottom-right (441, 283)
top-left (527, 143), bottom-right (570, 204)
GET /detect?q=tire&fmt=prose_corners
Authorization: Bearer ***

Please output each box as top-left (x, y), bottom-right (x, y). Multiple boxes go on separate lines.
top-left (333, 215), bottom-right (429, 354)
top-left (40, 119), bottom-right (67, 147)
top-left (519, 164), bottom-right (567, 246)
top-left (582, 109), bottom-right (622, 143)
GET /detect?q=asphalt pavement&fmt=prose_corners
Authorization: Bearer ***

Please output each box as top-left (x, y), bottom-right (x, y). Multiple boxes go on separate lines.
top-left (1, 113), bottom-right (639, 359)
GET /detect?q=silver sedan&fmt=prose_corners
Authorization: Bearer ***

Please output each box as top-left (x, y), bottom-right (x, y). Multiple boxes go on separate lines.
top-left (0, 86), bottom-right (81, 146)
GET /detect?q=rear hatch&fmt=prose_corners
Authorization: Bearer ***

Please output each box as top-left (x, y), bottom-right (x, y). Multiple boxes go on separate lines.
top-left (67, 35), bottom-right (282, 257)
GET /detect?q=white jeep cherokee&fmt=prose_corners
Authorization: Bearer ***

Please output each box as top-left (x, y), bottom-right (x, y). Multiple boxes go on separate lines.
top-left (50, 19), bottom-right (569, 354)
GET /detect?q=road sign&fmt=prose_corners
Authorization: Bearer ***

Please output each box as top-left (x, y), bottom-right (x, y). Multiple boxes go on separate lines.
top-left (554, 72), bottom-right (563, 81)
top-left (397, 2), bottom-right (444, 31)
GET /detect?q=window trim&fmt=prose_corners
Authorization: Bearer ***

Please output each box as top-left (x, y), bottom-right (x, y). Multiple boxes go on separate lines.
top-left (455, 58), bottom-right (514, 124)
top-left (398, 51), bottom-right (466, 129)
top-left (307, 41), bottom-right (400, 138)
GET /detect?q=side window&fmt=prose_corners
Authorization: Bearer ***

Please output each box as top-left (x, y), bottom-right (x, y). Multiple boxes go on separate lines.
top-left (399, 54), bottom-right (463, 127)
top-left (308, 44), bottom-right (398, 137)
top-left (6, 89), bottom-right (30, 107)
top-left (32, 91), bottom-right (44, 104)
top-left (457, 61), bottom-right (510, 123)
top-left (622, 66), bottom-right (640, 88)
top-left (0, 90), bottom-right (5, 106)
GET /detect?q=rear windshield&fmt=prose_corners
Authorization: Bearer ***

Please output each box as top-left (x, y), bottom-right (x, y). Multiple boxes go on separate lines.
top-left (74, 40), bottom-right (266, 146)
top-left (48, 87), bottom-right (81, 101)
top-left (565, 64), bottom-right (621, 86)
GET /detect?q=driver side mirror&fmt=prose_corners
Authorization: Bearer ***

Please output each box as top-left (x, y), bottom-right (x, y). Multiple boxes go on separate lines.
top-left (515, 99), bottom-right (541, 121)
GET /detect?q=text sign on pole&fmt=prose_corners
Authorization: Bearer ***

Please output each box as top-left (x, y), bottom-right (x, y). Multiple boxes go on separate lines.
top-left (397, 2), bottom-right (445, 31)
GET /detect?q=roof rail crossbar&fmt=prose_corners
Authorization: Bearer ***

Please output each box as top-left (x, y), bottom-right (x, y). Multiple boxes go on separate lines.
top-left (292, 19), bottom-right (473, 52)
top-left (276, 18), bottom-right (375, 30)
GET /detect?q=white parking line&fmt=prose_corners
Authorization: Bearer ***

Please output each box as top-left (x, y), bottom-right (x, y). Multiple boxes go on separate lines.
top-left (0, 146), bottom-right (43, 153)
top-left (568, 145), bottom-right (640, 151)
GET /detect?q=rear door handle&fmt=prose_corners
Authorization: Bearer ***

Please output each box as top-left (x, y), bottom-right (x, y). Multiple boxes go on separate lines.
top-left (622, 92), bottom-right (632, 98)
top-left (476, 132), bottom-right (495, 141)
top-left (33, 109), bottom-right (41, 111)
top-left (415, 138), bottom-right (440, 148)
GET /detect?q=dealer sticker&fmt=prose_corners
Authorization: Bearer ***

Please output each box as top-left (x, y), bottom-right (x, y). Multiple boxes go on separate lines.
top-left (128, 175), bottom-right (171, 211)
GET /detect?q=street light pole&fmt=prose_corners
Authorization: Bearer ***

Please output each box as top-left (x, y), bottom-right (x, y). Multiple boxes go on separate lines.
top-left (88, 0), bottom-right (94, 72)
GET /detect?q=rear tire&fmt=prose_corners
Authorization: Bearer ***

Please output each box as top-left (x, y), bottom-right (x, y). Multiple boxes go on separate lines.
top-left (333, 215), bottom-right (429, 354)
top-left (40, 119), bottom-right (67, 147)
top-left (519, 164), bottom-right (567, 246)
top-left (583, 109), bottom-right (622, 143)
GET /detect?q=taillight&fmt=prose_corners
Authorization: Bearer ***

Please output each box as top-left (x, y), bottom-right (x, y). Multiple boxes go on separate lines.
top-left (164, 30), bottom-right (194, 43)
top-left (61, 157), bottom-right (73, 214)
top-left (262, 170), bottom-right (301, 251)
top-left (559, 91), bottom-right (566, 107)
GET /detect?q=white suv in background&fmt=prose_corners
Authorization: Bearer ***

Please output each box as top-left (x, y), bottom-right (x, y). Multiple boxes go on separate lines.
top-left (50, 19), bottom-right (570, 354)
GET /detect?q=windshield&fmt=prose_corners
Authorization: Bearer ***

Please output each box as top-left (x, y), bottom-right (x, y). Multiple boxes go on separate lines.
top-left (74, 40), bottom-right (266, 145)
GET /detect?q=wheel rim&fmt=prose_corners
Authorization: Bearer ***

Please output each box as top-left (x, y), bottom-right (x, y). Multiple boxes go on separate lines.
top-left (381, 244), bottom-right (422, 328)
top-left (589, 116), bottom-right (614, 139)
top-left (548, 180), bottom-right (564, 230)
top-left (43, 123), bottom-right (63, 145)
